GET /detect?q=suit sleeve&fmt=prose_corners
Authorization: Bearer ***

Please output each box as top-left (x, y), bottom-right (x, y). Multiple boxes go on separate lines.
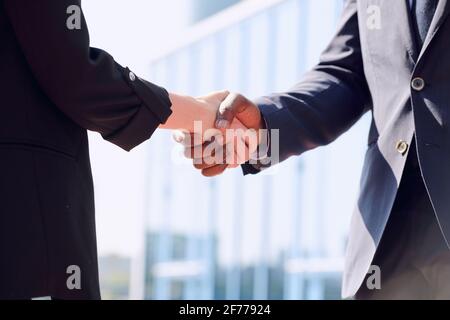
top-left (243, 0), bottom-right (371, 174)
top-left (3, 0), bottom-right (172, 151)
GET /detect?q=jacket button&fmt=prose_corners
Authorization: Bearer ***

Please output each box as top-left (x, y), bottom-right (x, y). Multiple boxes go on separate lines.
top-left (396, 140), bottom-right (409, 155)
top-left (129, 71), bottom-right (136, 82)
top-left (411, 77), bottom-right (425, 91)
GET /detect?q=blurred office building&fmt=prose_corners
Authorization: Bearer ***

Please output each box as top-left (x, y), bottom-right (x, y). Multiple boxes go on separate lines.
top-left (99, 255), bottom-right (131, 300)
top-left (190, 0), bottom-right (242, 23)
top-left (131, 0), bottom-right (370, 300)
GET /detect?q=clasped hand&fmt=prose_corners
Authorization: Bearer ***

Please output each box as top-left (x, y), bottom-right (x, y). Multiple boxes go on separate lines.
top-left (162, 91), bottom-right (264, 177)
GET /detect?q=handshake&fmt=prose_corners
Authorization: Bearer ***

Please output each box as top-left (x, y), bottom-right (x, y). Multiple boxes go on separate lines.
top-left (161, 91), bottom-right (268, 177)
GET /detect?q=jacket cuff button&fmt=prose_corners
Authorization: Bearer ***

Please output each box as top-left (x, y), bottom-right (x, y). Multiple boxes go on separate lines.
top-left (129, 71), bottom-right (136, 82)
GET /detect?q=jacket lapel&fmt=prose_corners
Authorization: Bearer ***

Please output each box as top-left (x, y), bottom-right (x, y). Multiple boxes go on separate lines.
top-left (419, 0), bottom-right (450, 60)
top-left (397, 0), bottom-right (420, 63)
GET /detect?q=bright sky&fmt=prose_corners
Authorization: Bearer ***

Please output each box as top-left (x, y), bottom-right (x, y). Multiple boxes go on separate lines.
top-left (83, 0), bottom-right (190, 257)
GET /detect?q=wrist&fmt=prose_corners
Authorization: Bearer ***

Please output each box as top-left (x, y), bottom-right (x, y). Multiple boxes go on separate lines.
top-left (162, 93), bottom-right (215, 132)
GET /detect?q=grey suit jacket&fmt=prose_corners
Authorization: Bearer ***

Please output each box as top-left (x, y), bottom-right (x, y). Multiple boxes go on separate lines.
top-left (244, 0), bottom-right (450, 298)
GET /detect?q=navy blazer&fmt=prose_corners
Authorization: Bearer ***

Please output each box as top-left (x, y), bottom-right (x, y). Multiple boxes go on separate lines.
top-left (245, 0), bottom-right (450, 298)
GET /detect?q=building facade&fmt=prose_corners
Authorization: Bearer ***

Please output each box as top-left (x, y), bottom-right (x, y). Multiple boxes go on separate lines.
top-left (132, 0), bottom-right (371, 300)
top-left (190, 0), bottom-right (242, 23)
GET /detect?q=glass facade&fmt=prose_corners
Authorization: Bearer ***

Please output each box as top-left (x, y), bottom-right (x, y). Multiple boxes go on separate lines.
top-left (135, 0), bottom-right (371, 300)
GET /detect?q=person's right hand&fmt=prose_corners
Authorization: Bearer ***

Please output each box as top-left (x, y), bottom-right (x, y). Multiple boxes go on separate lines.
top-left (176, 93), bottom-right (264, 177)
top-left (215, 93), bottom-right (264, 133)
top-left (160, 91), bottom-right (230, 133)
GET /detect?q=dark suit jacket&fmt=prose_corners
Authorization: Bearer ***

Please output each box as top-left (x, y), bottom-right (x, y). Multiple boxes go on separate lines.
top-left (244, 0), bottom-right (450, 297)
top-left (0, 0), bottom-right (172, 299)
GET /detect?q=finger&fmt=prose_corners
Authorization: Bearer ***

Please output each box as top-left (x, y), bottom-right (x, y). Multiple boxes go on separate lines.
top-left (219, 131), bottom-right (252, 165)
top-left (203, 128), bottom-right (223, 144)
top-left (224, 144), bottom-right (248, 167)
top-left (194, 162), bottom-right (216, 170)
top-left (185, 134), bottom-right (226, 160)
top-left (192, 137), bottom-right (250, 168)
top-left (211, 90), bottom-right (230, 103)
top-left (234, 142), bottom-right (251, 165)
top-left (193, 144), bottom-right (230, 169)
top-left (184, 144), bottom-right (205, 159)
top-left (173, 130), bottom-right (189, 143)
top-left (173, 131), bottom-right (205, 147)
top-left (184, 139), bottom-right (216, 159)
top-left (198, 90), bottom-right (230, 104)
top-left (202, 165), bottom-right (228, 177)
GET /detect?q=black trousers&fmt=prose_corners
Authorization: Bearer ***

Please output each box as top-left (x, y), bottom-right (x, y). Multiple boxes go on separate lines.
top-left (356, 143), bottom-right (450, 300)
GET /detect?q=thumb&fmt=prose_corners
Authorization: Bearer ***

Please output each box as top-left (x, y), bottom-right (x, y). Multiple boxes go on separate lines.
top-left (198, 90), bottom-right (230, 105)
top-left (214, 90), bottom-right (231, 102)
top-left (216, 93), bottom-right (248, 129)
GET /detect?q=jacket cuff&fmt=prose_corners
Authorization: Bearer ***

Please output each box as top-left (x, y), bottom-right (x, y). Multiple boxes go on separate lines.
top-left (255, 96), bottom-right (286, 130)
top-left (241, 97), bottom-right (281, 175)
top-left (104, 66), bottom-right (173, 151)
top-left (103, 102), bottom-right (163, 151)
top-left (122, 67), bottom-right (173, 124)
top-left (241, 163), bottom-right (262, 175)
